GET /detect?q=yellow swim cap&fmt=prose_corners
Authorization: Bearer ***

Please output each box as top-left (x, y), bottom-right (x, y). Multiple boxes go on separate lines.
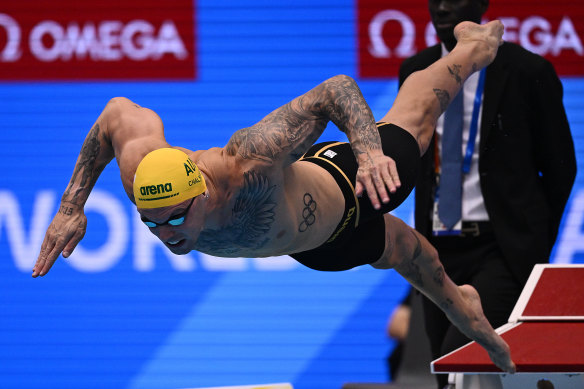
top-left (133, 148), bottom-right (207, 209)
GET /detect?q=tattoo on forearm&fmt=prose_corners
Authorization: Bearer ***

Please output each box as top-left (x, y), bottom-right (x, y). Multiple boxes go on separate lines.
top-left (225, 75), bottom-right (381, 164)
top-left (433, 266), bottom-right (445, 287)
top-left (433, 88), bottom-right (450, 113)
top-left (225, 103), bottom-right (325, 163)
top-left (62, 124), bottom-right (102, 204)
top-left (440, 298), bottom-right (454, 311)
top-left (447, 64), bottom-right (463, 85)
top-left (195, 171), bottom-right (276, 255)
top-left (323, 76), bottom-right (381, 153)
top-left (59, 205), bottom-right (74, 216)
top-left (298, 193), bottom-right (317, 232)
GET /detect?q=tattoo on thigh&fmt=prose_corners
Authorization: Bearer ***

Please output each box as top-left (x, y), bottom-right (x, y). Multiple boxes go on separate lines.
top-left (298, 193), bottom-right (317, 232)
top-left (433, 88), bottom-right (450, 113)
top-left (447, 64), bottom-right (463, 85)
top-left (433, 266), bottom-right (445, 287)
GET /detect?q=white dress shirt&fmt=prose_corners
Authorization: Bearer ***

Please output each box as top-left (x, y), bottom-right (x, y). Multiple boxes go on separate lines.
top-left (436, 45), bottom-right (489, 221)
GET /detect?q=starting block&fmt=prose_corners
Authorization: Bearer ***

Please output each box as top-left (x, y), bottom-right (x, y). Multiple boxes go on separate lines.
top-left (432, 264), bottom-right (584, 389)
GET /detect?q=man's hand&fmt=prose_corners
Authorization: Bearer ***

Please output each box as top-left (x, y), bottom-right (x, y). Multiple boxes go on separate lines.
top-left (355, 150), bottom-right (401, 209)
top-left (32, 206), bottom-right (87, 277)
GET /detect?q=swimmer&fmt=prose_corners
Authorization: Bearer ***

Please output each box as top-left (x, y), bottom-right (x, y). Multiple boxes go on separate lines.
top-left (34, 21), bottom-right (515, 373)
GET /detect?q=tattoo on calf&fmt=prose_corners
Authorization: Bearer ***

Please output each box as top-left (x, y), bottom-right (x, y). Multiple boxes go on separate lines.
top-left (433, 266), bottom-right (445, 287)
top-left (63, 123), bottom-right (102, 204)
top-left (298, 193), bottom-right (317, 232)
top-left (433, 89), bottom-right (450, 113)
top-left (440, 298), bottom-right (454, 311)
top-left (195, 171), bottom-right (277, 255)
top-left (401, 230), bottom-right (424, 287)
top-left (411, 230), bottom-right (422, 260)
top-left (447, 64), bottom-right (463, 85)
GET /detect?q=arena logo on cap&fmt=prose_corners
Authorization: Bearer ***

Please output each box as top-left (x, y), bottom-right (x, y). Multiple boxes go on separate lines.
top-left (358, 0), bottom-right (584, 77)
top-left (140, 183), bottom-right (174, 197)
top-left (0, 0), bottom-right (196, 80)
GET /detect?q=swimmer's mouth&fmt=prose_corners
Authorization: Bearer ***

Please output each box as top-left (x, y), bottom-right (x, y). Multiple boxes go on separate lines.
top-left (167, 239), bottom-right (186, 247)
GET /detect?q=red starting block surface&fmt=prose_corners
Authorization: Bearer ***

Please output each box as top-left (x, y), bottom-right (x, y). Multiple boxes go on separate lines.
top-left (432, 264), bottom-right (584, 375)
top-left (432, 321), bottom-right (584, 373)
top-left (510, 265), bottom-right (584, 321)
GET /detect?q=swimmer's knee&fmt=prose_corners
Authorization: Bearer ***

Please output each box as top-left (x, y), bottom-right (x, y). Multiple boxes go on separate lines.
top-left (371, 217), bottom-right (438, 271)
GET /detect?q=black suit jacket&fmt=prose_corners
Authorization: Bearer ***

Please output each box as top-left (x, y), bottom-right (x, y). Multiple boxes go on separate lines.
top-left (399, 42), bottom-right (577, 284)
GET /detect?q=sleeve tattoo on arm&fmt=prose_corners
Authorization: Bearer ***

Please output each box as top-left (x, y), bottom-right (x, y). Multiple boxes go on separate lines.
top-left (62, 124), bottom-right (103, 205)
top-left (322, 76), bottom-right (381, 157)
top-left (225, 102), bottom-right (325, 164)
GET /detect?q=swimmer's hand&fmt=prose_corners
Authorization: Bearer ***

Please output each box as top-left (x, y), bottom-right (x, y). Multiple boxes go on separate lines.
top-left (32, 204), bottom-right (87, 277)
top-left (355, 150), bottom-right (401, 210)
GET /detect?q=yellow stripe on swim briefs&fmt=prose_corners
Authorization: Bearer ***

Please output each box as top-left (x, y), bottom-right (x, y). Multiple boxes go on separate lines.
top-left (311, 155), bottom-right (360, 229)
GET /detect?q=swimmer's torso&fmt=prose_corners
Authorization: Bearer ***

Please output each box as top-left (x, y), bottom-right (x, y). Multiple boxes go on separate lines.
top-left (192, 148), bottom-right (346, 257)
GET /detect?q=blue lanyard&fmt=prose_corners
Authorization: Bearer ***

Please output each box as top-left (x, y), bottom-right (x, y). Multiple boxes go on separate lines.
top-left (463, 68), bottom-right (486, 174)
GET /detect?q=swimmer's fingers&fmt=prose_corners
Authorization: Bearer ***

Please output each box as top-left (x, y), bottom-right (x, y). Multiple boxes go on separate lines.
top-left (381, 156), bottom-right (401, 193)
top-left (33, 226), bottom-right (63, 277)
top-left (357, 167), bottom-right (382, 210)
top-left (356, 154), bottom-right (400, 210)
top-left (62, 227), bottom-right (86, 259)
top-left (33, 233), bottom-right (55, 277)
top-left (32, 211), bottom-right (87, 278)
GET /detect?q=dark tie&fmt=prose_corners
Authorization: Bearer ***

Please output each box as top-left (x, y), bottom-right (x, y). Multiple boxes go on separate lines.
top-left (439, 90), bottom-right (463, 229)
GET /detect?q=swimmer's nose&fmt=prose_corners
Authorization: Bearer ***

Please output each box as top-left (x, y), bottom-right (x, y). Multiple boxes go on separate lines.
top-left (156, 225), bottom-right (177, 242)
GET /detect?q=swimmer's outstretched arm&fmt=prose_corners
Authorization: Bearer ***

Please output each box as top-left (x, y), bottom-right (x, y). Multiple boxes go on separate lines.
top-left (33, 98), bottom-right (167, 277)
top-left (225, 74), bottom-right (400, 209)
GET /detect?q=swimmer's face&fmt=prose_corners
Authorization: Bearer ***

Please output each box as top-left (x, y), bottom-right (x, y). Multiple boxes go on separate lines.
top-left (138, 195), bottom-right (205, 254)
top-left (428, 0), bottom-right (488, 51)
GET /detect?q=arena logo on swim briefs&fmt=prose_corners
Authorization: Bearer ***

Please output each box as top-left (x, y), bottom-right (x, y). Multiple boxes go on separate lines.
top-left (357, 0), bottom-right (584, 77)
top-left (0, 0), bottom-right (195, 80)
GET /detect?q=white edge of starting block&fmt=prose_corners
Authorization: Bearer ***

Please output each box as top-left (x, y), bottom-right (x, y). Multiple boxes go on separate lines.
top-left (181, 383), bottom-right (293, 389)
top-left (509, 264), bottom-right (584, 323)
top-left (508, 264), bottom-right (545, 323)
top-left (430, 322), bottom-right (519, 374)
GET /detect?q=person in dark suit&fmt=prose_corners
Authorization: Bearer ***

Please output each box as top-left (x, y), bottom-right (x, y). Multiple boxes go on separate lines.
top-left (398, 1), bottom-right (576, 388)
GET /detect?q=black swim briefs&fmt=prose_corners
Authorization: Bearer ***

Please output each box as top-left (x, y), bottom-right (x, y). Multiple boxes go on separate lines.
top-left (290, 123), bottom-right (420, 271)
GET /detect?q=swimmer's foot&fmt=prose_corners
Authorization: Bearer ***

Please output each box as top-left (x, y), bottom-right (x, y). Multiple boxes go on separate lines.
top-left (458, 284), bottom-right (516, 373)
top-left (453, 20), bottom-right (504, 69)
